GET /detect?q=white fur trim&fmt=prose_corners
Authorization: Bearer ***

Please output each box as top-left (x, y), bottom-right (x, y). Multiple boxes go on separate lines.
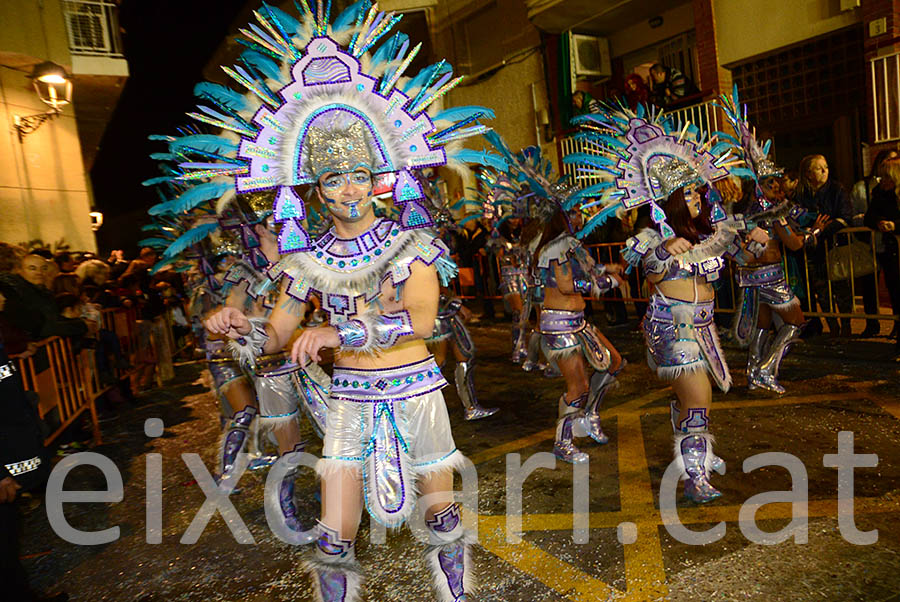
top-left (655, 361), bottom-right (707, 382)
top-left (315, 457), bottom-right (362, 481)
top-left (413, 449), bottom-right (468, 478)
top-left (304, 557), bottom-right (364, 602)
top-left (424, 529), bottom-right (478, 602)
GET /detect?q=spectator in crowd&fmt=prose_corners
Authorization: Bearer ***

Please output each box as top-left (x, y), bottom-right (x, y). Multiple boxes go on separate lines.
top-left (457, 218), bottom-right (496, 321)
top-left (106, 249), bottom-right (129, 281)
top-left (649, 63), bottom-right (699, 108)
top-left (0, 330), bottom-right (65, 602)
top-left (795, 154), bottom-right (854, 337)
top-left (864, 157), bottom-right (900, 355)
top-left (781, 169), bottom-right (800, 201)
top-left (851, 149), bottom-right (898, 337)
top-left (53, 251), bottom-right (76, 274)
top-left (50, 273), bottom-right (80, 297)
top-left (572, 90), bottom-right (601, 116)
top-left (623, 73), bottom-right (650, 110)
top-left (0, 249), bottom-right (88, 341)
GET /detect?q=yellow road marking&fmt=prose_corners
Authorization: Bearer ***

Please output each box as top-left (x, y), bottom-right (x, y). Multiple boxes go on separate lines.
top-left (617, 412), bottom-right (668, 600)
top-left (470, 388), bottom-right (897, 601)
top-left (478, 514), bottom-right (623, 601)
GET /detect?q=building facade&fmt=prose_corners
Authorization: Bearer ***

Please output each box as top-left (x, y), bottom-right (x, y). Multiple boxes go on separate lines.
top-left (0, 0), bottom-right (127, 253)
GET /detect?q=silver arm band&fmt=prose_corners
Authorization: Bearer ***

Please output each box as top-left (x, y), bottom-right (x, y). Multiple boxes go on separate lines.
top-left (227, 317), bottom-right (269, 367)
top-left (336, 311), bottom-right (415, 354)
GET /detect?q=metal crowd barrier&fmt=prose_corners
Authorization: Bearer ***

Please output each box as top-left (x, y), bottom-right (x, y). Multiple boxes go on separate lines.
top-left (8, 305), bottom-right (173, 447)
top-left (451, 227), bottom-right (899, 324)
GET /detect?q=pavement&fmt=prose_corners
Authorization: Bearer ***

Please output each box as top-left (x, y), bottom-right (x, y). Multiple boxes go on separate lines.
top-left (19, 316), bottom-right (900, 601)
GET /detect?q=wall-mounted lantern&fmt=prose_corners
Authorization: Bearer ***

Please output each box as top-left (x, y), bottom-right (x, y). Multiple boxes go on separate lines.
top-left (14, 61), bottom-right (73, 142)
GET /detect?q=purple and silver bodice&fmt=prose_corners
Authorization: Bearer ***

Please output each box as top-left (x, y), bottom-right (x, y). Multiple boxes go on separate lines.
top-left (623, 221), bottom-right (751, 283)
top-left (267, 218), bottom-right (457, 323)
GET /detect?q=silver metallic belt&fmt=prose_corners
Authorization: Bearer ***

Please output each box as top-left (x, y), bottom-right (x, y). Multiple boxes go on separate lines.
top-left (5, 456), bottom-right (41, 477)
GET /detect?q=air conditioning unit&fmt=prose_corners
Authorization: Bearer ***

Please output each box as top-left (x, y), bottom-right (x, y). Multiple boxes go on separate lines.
top-left (569, 32), bottom-right (611, 80)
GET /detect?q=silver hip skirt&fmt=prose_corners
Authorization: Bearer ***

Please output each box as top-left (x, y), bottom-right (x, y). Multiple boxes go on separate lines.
top-left (642, 295), bottom-right (731, 392)
top-left (318, 356), bottom-right (463, 528)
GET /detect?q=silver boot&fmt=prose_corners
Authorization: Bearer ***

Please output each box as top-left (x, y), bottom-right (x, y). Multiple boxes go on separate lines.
top-left (554, 393), bottom-right (589, 464)
top-left (218, 406), bottom-right (256, 489)
top-left (746, 327), bottom-right (769, 385)
top-left (511, 313), bottom-right (528, 364)
top-left (674, 408), bottom-right (722, 503)
top-left (454, 361), bottom-right (498, 420)
top-left (265, 444), bottom-right (315, 545)
top-left (749, 324), bottom-right (802, 394)
top-left (521, 331), bottom-right (545, 373)
top-left (670, 400), bottom-right (723, 473)
top-left (425, 503), bottom-right (473, 602)
top-left (305, 523), bottom-right (363, 602)
top-left (579, 371), bottom-right (614, 444)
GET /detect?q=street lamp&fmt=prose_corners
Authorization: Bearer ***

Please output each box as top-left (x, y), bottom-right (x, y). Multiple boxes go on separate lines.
top-left (14, 61), bottom-right (73, 142)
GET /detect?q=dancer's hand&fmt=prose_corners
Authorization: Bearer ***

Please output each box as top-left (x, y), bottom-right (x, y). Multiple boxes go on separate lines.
top-left (291, 325), bottom-right (340, 365)
top-left (206, 307), bottom-right (251, 339)
top-left (665, 237), bottom-right (693, 255)
top-left (746, 227), bottom-right (769, 245)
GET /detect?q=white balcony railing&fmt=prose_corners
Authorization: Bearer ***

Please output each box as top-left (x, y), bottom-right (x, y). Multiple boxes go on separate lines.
top-left (871, 51), bottom-right (900, 143)
top-left (62, 0), bottom-right (124, 58)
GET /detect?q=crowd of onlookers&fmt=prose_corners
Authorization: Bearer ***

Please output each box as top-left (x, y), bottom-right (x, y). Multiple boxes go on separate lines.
top-left (572, 62), bottom-right (701, 118)
top-left (0, 243), bottom-right (190, 422)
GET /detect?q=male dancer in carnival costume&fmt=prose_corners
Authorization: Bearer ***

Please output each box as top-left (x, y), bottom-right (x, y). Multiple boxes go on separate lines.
top-left (420, 174), bottom-right (499, 420)
top-left (487, 134), bottom-right (625, 464)
top-left (144, 142), bottom-right (327, 540)
top-left (565, 106), bottom-right (769, 501)
top-left (204, 3), bottom-right (492, 599)
top-left (716, 87), bottom-right (821, 394)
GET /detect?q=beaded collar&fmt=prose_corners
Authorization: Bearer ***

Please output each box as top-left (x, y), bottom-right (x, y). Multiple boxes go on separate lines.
top-left (268, 218), bottom-right (456, 321)
top-left (308, 218), bottom-right (398, 273)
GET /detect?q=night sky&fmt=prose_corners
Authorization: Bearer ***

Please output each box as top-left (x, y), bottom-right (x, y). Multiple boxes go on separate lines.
top-left (90, 0), bottom-right (247, 255)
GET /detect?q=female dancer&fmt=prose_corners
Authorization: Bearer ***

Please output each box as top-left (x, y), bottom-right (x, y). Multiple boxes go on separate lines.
top-left (566, 108), bottom-right (768, 501)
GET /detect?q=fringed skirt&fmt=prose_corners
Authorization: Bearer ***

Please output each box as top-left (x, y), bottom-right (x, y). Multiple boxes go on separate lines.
top-left (733, 263), bottom-right (800, 346)
top-left (642, 295), bottom-right (732, 392)
top-left (317, 356), bottom-right (464, 528)
top-left (539, 308), bottom-right (611, 372)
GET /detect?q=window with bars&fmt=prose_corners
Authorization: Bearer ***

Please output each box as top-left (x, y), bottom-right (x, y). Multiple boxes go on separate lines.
top-left (730, 26), bottom-right (864, 130)
top-left (62, 0), bottom-right (123, 56)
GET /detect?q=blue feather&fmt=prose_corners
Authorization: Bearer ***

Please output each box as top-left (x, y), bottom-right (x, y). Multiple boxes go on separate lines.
top-left (372, 32), bottom-right (407, 66)
top-left (709, 141), bottom-right (733, 156)
top-left (149, 181), bottom-right (233, 216)
top-left (150, 153), bottom-right (179, 161)
top-left (163, 223), bottom-right (219, 259)
top-left (193, 82), bottom-right (249, 112)
top-left (333, 0), bottom-right (367, 31)
top-left (450, 148), bottom-right (508, 172)
top-left (562, 152), bottom-right (616, 168)
top-left (432, 105), bottom-right (495, 122)
top-left (169, 134), bottom-right (238, 155)
top-left (141, 176), bottom-right (174, 187)
top-left (731, 167), bottom-right (756, 180)
top-left (576, 204), bottom-right (619, 240)
top-left (261, 3), bottom-right (299, 36)
top-left (403, 62), bottom-right (450, 94)
top-left (240, 50), bottom-right (282, 81)
top-left (148, 134), bottom-right (176, 142)
top-left (138, 237), bottom-right (175, 249)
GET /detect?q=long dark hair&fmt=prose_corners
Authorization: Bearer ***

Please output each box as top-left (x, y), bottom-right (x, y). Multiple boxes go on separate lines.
top-left (869, 149), bottom-right (899, 181)
top-left (664, 187), bottom-right (713, 244)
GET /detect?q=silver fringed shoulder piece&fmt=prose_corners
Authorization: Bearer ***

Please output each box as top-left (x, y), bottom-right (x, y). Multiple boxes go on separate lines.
top-left (227, 317), bottom-right (269, 367)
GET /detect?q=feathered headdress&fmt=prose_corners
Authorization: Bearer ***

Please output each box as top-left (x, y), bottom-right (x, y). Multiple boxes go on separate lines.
top-left (562, 103), bottom-right (739, 239)
top-left (162, 1), bottom-right (495, 255)
top-left (714, 84), bottom-right (782, 213)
